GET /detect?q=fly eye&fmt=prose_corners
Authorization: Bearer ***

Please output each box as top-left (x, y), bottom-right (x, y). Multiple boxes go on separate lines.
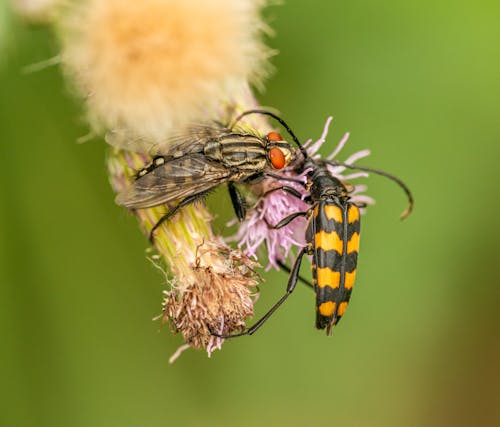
top-left (267, 131), bottom-right (283, 141)
top-left (269, 147), bottom-right (287, 169)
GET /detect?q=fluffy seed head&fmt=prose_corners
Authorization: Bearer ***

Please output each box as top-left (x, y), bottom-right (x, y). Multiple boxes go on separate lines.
top-left (60, 0), bottom-right (273, 139)
top-left (11, 0), bottom-right (62, 23)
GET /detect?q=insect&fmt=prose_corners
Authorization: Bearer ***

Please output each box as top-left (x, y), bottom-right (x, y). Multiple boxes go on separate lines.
top-left (212, 110), bottom-right (414, 337)
top-left (111, 120), bottom-right (295, 242)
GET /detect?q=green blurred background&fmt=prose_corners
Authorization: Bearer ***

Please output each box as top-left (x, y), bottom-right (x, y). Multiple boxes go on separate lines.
top-left (1, 1), bottom-right (499, 426)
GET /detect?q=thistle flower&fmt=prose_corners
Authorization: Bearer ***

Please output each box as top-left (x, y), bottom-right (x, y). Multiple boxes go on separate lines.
top-left (108, 148), bottom-right (261, 360)
top-left (11, 0), bottom-right (62, 23)
top-left (162, 243), bottom-right (261, 362)
top-left (58, 0), bottom-right (273, 140)
top-left (233, 117), bottom-right (375, 268)
top-left (53, 0), bottom-right (278, 359)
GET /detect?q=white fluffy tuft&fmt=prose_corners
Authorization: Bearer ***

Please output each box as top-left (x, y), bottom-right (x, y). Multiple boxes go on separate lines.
top-left (11, 0), bottom-right (62, 23)
top-left (59, 0), bottom-right (273, 140)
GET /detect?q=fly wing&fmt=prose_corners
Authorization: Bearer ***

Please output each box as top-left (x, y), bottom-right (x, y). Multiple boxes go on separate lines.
top-left (105, 129), bottom-right (164, 154)
top-left (105, 123), bottom-right (234, 155)
top-left (115, 153), bottom-right (234, 209)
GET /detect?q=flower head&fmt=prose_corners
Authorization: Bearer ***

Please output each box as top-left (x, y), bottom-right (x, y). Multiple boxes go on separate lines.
top-left (56, 0), bottom-right (277, 360)
top-left (161, 242), bottom-right (260, 361)
top-left (11, 0), bottom-right (62, 23)
top-left (108, 148), bottom-right (262, 361)
top-left (58, 0), bottom-right (273, 140)
top-left (234, 117), bottom-right (375, 268)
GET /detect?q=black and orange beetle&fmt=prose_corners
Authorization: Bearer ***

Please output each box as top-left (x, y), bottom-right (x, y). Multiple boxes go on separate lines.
top-left (212, 110), bottom-right (413, 337)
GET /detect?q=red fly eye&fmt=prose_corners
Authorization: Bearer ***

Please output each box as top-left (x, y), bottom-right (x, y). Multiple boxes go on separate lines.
top-left (267, 131), bottom-right (283, 141)
top-left (269, 147), bottom-right (286, 169)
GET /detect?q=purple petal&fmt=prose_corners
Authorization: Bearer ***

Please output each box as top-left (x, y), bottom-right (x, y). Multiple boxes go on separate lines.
top-left (327, 132), bottom-right (350, 160)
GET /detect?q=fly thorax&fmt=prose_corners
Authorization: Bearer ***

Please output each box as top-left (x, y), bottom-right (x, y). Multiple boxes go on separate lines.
top-left (233, 155), bottom-right (267, 172)
top-left (218, 134), bottom-right (267, 169)
top-left (203, 140), bottom-right (224, 162)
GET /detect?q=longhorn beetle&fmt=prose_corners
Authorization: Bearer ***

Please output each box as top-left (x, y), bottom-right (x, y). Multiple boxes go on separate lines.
top-left (212, 110), bottom-right (414, 337)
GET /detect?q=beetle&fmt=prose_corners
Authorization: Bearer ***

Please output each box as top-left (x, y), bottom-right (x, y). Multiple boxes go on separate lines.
top-left (211, 110), bottom-right (414, 337)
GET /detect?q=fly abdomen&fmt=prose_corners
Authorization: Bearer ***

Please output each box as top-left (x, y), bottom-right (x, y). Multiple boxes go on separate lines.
top-left (312, 201), bottom-right (360, 334)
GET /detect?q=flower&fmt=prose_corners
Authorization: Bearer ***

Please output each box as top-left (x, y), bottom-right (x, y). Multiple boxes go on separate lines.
top-left (161, 243), bottom-right (261, 362)
top-left (229, 168), bottom-right (309, 271)
top-left (233, 117), bottom-right (375, 268)
top-left (108, 148), bottom-right (262, 361)
top-left (11, 0), bottom-right (62, 23)
top-left (55, 0), bottom-right (277, 359)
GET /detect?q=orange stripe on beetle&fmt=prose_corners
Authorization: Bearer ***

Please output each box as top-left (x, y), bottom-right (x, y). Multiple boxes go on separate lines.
top-left (324, 205), bottom-right (343, 222)
top-left (337, 302), bottom-right (348, 317)
top-left (348, 206), bottom-right (360, 223)
top-left (347, 232), bottom-right (360, 254)
top-left (316, 267), bottom-right (340, 289)
top-left (315, 230), bottom-right (343, 253)
top-left (318, 301), bottom-right (336, 317)
top-left (344, 270), bottom-right (356, 290)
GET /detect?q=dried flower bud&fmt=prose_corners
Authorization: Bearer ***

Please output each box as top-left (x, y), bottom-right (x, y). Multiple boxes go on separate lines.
top-left (162, 243), bottom-right (260, 360)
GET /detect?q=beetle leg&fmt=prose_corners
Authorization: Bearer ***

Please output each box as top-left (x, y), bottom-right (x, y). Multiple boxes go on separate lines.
top-left (210, 246), bottom-right (308, 338)
top-left (276, 259), bottom-right (313, 290)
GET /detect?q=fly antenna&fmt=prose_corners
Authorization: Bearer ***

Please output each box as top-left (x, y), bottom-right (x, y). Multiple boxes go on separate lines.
top-left (327, 161), bottom-right (414, 220)
top-left (230, 109), bottom-right (308, 160)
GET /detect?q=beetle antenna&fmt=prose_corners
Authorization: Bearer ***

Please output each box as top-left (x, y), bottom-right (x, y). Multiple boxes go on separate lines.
top-left (231, 109), bottom-right (308, 160)
top-left (327, 160), bottom-right (414, 220)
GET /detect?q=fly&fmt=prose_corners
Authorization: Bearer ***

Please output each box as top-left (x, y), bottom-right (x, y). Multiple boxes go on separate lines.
top-left (111, 119), bottom-right (295, 242)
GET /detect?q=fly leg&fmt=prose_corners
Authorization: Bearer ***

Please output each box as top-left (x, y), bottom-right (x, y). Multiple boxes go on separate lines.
top-left (210, 246), bottom-right (308, 338)
top-left (227, 182), bottom-right (247, 221)
top-left (149, 191), bottom-right (211, 244)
